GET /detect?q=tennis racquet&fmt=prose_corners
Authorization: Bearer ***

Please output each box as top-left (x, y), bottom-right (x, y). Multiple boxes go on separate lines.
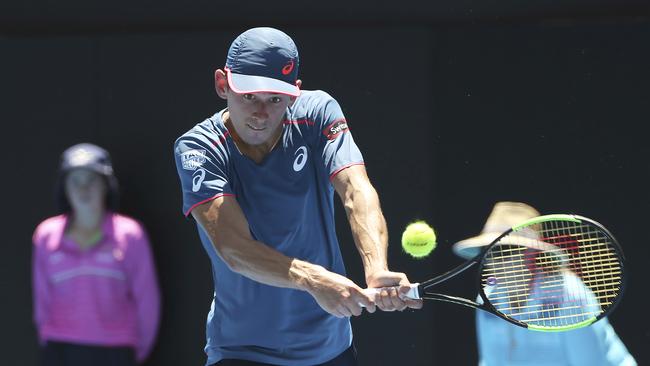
top-left (365, 214), bottom-right (626, 332)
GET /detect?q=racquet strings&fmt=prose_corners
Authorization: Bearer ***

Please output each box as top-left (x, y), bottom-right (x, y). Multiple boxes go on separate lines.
top-left (481, 219), bottom-right (623, 328)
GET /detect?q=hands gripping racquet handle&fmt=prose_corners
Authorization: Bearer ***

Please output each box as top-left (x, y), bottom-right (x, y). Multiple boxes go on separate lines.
top-left (359, 283), bottom-right (420, 306)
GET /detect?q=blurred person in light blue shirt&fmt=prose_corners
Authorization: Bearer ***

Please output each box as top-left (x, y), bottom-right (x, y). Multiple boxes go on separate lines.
top-left (453, 202), bottom-right (636, 366)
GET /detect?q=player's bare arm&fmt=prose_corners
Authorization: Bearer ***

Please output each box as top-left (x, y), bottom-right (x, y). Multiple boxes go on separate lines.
top-left (191, 196), bottom-right (375, 317)
top-left (332, 165), bottom-right (423, 311)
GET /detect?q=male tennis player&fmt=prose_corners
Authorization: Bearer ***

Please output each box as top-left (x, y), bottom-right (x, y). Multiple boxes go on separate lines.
top-left (174, 27), bottom-right (422, 366)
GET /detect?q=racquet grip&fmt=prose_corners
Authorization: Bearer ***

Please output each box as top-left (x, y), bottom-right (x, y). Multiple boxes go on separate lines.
top-left (359, 283), bottom-right (420, 307)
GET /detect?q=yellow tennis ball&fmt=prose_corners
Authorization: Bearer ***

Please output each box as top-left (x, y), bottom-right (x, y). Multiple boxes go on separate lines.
top-left (401, 221), bottom-right (437, 258)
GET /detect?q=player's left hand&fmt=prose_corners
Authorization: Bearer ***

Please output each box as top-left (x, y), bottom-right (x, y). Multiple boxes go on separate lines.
top-left (366, 270), bottom-right (423, 311)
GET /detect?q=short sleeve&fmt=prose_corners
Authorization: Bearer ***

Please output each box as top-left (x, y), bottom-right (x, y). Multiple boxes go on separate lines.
top-left (174, 137), bottom-right (234, 217)
top-left (32, 225), bottom-right (50, 336)
top-left (310, 92), bottom-right (364, 179)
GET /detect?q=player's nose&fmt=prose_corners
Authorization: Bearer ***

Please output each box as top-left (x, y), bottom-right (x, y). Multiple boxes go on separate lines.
top-left (252, 103), bottom-right (269, 119)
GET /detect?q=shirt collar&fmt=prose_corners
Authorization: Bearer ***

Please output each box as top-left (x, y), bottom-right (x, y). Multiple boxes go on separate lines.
top-left (60, 211), bottom-right (115, 246)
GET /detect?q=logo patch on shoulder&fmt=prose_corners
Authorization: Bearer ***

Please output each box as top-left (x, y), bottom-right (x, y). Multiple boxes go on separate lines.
top-left (323, 119), bottom-right (349, 140)
top-left (181, 149), bottom-right (207, 170)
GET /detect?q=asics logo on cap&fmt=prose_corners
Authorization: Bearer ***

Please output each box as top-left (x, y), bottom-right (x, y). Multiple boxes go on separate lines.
top-left (282, 60), bottom-right (295, 75)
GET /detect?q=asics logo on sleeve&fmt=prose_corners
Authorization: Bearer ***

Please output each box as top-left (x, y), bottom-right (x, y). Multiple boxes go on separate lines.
top-left (192, 169), bottom-right (206, 192)
top-left (293, 146), bottom-right (308, 172)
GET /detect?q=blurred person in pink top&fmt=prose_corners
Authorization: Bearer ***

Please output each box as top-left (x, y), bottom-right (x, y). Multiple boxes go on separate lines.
top-left (32, 143), bottom-right (161, 366)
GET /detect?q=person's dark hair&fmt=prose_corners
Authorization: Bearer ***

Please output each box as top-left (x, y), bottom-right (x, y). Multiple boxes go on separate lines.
top-left (54, 143), bottom-right (120, 214)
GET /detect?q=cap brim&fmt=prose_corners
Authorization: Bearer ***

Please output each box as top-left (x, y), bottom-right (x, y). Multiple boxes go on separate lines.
top-left (452, 232), bottom-right (560, 259)
top-left (452, 233), bottom-right (502, 259)
top-left (227, 71), bottom-right (300, 97)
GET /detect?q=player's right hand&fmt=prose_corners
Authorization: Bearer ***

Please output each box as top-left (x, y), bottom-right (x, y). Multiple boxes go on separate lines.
top-left (305, 266), bottom-right (376, 318)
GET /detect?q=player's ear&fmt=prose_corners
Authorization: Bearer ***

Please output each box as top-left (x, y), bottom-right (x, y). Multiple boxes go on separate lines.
top-left (289, 79), bottom-right (302, 106)
top-left (215, 69), bottom-right (229, 100)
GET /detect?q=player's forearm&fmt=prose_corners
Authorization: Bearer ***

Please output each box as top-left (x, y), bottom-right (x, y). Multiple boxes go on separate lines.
top-left (211, 231), bottom-right (327, 291)
top-left (193, 200), bottom-right (333, 292)
top-left (343, 182), bottom-right (389, 276)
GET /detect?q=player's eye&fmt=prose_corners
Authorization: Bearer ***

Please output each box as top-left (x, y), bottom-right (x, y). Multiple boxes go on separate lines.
top-left (269, 96), bottom-right (282, 104)
top-left (242, 94), bottom-right (255, 101)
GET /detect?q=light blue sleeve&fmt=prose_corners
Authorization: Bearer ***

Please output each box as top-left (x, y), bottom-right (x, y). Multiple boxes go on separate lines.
top-left (563, 318), bottom-right (637, 366)
top-left (476, 275), bottom-right (637, 366)
top-left (476, 308), bottom-right (511, 366)
top-left (559, 272), bottom-right (636, 365)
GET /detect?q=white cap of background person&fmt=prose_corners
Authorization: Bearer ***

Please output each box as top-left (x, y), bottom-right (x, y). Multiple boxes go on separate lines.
top-left (55, 143), bottom-right (120, 214)
top-left (452, 201), bottom-right (541, 259)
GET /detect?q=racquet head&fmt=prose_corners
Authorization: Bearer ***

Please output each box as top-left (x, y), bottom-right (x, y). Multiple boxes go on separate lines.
top-left (478, 214), bottom-right (625, 331)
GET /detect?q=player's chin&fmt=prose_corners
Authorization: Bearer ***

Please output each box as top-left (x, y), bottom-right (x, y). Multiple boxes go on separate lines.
top-left (243, 132), bottom-right (271, 145)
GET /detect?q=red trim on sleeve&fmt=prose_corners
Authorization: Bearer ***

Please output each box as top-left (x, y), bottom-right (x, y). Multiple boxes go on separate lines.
top-left (184, 193), bottom-right (236, 217)
top-left (283, 118), bottom-right (315, 126)
top-left (329, 162), bottom-right (365, 181)
top-left (211, 130), bottom-right (231, 149)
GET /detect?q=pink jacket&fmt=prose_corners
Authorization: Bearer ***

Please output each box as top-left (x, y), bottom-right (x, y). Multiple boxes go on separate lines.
top-left (32, 213), bottom-right (160, 363)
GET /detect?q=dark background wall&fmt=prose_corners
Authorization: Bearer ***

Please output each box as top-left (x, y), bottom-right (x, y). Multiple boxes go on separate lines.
top-left (2, 1), bottom-right (649, 365)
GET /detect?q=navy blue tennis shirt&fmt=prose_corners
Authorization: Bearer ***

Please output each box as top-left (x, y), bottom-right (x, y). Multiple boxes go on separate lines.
top-left (174, 90), bottom-right (364, 365)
